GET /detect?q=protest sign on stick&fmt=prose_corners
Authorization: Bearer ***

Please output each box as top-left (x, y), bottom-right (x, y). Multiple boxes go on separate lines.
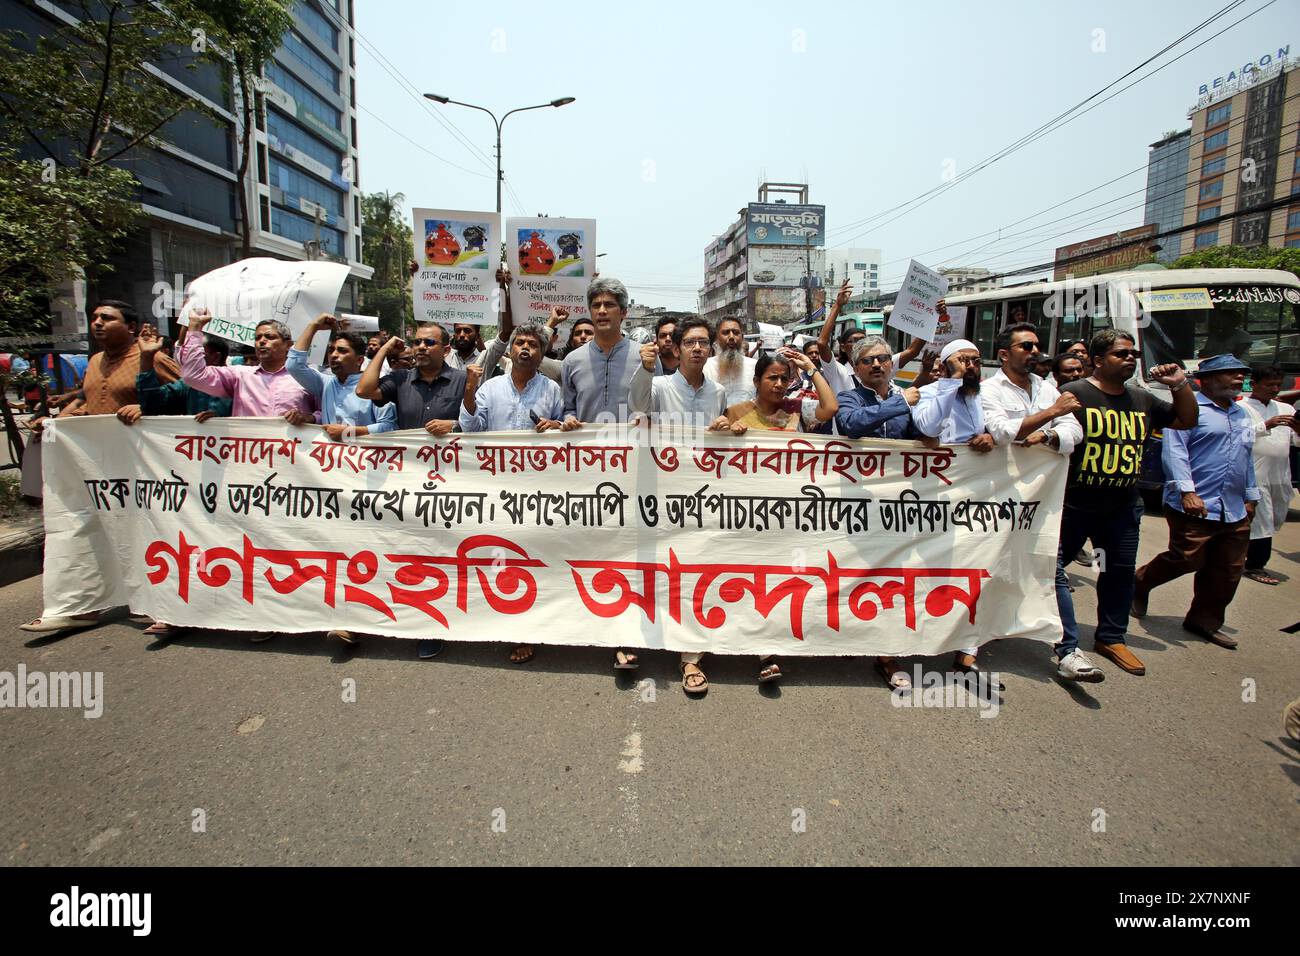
top-left (178, 258), bottom-right (349, 347)
top-left (411, 208), bottom-right (501, 326)
top-left (758, 323), bottom-right (785, 352)
top-left (887, 260), bottom-right (949, 342)
top-left (505, 217), bottom-right (596, 325)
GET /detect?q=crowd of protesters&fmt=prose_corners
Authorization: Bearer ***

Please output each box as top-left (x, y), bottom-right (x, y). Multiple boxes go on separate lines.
top-left (15, 268), bottom-right (1297, 697)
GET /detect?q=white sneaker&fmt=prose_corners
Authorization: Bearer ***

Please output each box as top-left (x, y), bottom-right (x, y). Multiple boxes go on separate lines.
top-left (1056, 649), bottom-right (1105, 683)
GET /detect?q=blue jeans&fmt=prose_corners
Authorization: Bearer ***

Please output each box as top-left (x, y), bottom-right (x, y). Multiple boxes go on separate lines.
top-left (1055, 502), bottom-right (1143, 656)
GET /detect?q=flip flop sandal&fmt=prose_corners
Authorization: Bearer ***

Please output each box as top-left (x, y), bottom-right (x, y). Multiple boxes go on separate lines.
top-left (614, 650), bottom-right (640, 670)
top-left (143, 621), bottom-right (179, 636)
top-left (509, 645), bottom-right (534, 664)
top-left (680, 662), bottom-right (709, 696)
top-left (1244, 570), bottom-right (1280, 585)
top-left (20, 615), bottom-right (98, 634)
top-left (758, 658), bottom-right (782, 683)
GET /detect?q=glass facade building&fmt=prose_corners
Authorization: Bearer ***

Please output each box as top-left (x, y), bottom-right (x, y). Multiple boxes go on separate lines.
top-left (1143, 130), bottom-right (1191, 264)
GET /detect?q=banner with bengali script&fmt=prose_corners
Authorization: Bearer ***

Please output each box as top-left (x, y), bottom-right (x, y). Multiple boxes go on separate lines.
top-left (38, 417), bottom-right (1067, 656)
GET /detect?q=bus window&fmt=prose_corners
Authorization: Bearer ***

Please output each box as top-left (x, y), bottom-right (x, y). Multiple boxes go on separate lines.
top-left (1026, 296), bottom-right (1050, 341)
top-left (971, 304), bottom-right (998, 362)
top-left (1141, 293), bottom-right (1300, 372)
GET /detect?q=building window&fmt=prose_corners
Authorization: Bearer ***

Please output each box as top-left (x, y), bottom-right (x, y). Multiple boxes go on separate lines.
top-left (265, 62), bottom-right (342, 133)
top-left (1195, 229), bottom-right (1218, 248)
top-left (1207, 103), bottom-right (1231, 127)
top-left (1288, 210), bottom-right (1300, 232)
top-left (1203, 129), bottom-right (1229, 153)
top-left (1199, 178), bottom-right (1223, 200)
top-left (269, 156), bottom-right (344, 217)
top-left (1202, 155), bottom-right (1225, 176)
top-left (281, 30), bottom-right (339, 92)
top-left (853, 262), bottom-right (867, 270)
top-left (267, 109), bottom-right (342, 173)
top-left (1287, 238), bottom-right (1300, 248)
top-left (294, 1), bottom-right (338, 51)
top-left (271, 204), bottom-right (346, 256)
top-left (1198, 205), bottom-right (1220, 222)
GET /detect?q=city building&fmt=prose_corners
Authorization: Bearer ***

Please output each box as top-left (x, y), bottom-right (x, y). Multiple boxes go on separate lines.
top-left (1, 0), bottom-right (372, 339)
top-left (1179, 51), bottom-right (1299, 255)
top-left (698, 182), bottom-right (826, 329)
top-left (1143, 129), bottom-right (1191, 263)
top-left (822, 249), bottom-right (881, 300)
top-left (939, 266), bottom-right (1003, 294)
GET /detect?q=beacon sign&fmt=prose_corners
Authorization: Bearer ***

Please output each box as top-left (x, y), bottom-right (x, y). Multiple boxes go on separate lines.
top-left (1191, 47), bottom-right (1290, 112)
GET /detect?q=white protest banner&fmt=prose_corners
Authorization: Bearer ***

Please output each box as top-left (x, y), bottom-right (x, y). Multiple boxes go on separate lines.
top-left (506, 216), bottom-right (596, 325)
top-left (40, 417), bottom-right (1066, 656)
top-left (758, 322), bottom-right (785, 351)
top-left (888, 260), bottom-right (949, 342)
top-left (411, 208), bottom-right (501, 326)
top-left (178, 258), bottom-right (349, 347)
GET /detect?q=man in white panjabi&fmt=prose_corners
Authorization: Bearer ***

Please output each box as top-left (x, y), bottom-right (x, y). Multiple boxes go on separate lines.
top-left (1240, 366), bottom-right (1298, 585)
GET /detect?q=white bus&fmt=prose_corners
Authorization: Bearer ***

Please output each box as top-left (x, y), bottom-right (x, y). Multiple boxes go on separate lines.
top-left (884, 267), bottom-right (1300, 498)
top-left (886, 268), bottom-right (1300, 384)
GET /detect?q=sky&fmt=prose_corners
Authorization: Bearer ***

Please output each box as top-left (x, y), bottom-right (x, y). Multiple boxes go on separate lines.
top-left (354, 0), bottom-right (1299, 310)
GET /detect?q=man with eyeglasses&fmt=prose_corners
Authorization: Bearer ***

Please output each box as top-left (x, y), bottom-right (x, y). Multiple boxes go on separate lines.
top-left (980, 323), bottom-right (1102, 681)
top-left (1054, 329), bottom-right (1197, 678)
top-left (834, 336), bottom-right (921, 440)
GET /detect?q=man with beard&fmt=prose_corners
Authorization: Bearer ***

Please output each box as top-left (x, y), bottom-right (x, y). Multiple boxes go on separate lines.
top-left (445, 323), bottom-right (491, 373)
top-left (703, 315), bottom-right (757, 406)
top-left (911, 338), bottom-right (997, 680)
top-left (1133, 354), bottom-right (1257, 650)
top-left (1055, 329), bottom-right (1196, 677)
top-left (814, 278), bottom-right (929, 395)
top-left (1053, 353), bottom-right (1087, 389)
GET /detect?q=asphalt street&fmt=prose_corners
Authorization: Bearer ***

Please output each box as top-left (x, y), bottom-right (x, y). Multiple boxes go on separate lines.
top-left (1, 511), bottom-right (1297, 866)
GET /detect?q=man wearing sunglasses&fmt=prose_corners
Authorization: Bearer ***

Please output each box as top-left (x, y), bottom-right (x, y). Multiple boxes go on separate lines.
top-left (1054, 329), bottom-right (1197, 678)
top-left (980, 323), bottom-right (1099, 681)
top-left (356, 323), bottom-right (466, 437)
top-left (834, 336), bottom-right (921, 440)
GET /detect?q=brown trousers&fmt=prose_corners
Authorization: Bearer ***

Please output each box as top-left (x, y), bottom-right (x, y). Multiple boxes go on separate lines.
top-left (1135, 509), bottom-right (1250, 633)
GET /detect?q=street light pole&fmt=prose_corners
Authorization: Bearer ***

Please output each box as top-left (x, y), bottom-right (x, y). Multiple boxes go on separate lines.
top-left (423, 95), bottom-right (576, 214)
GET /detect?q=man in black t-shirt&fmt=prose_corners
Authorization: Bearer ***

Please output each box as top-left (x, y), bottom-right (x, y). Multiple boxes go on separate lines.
top-left (1054, 329), bottom-right (1198, 677)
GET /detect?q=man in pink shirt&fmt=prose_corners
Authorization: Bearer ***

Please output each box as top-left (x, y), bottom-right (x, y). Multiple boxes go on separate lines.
top-left (179, 309), bottom-right (318, 422)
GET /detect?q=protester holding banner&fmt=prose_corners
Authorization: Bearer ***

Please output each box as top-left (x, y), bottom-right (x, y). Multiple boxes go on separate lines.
top-left (481, 268), bottom-right (563, 384)
top-left (1055, 330), bottom-right (1197, 677)
top-left (60, 302), bottom-right (181, 420)
top-left (562, 277), bottom-right (649, 426)
top-left (357, 325), bottom-right (465, 435)
top-left (911, 338), bottom-right (998, 678)
top-left (834, 337), bottom-right (922, 441)
top-left (118, 324), bottom-right (233, 423)
top-left (287, 315), bottom-right (397, 441)
top-left (459, 321), bottom-right (575, 665)
top-left (726, 350), bottom-right (838, 434)
top-left (702, 316), bottom-right (757, 406)
top-left (628, 316), bottom-right (736, 694)
top-left (980, 323), bottom-right (1082, 456)
top-left (179, 310), bottom-right (318, 425)
top-left (1133, 355), bottom-right (1258, 650)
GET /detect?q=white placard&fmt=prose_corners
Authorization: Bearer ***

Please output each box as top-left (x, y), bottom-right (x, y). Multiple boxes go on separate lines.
top-left (411, 208), bottom-right (501, 326)
top-left (758, 323), bottom-right (786, 351)
top-left (887, 260), bottom-right (949, 341)
top-left (177, 258), bottom-right (349, 347)
top-left (506, 217), bottom-right (596, 325)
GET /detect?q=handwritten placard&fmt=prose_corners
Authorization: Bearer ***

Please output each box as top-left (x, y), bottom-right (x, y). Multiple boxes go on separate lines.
top-left (888, 260), bottom-right (949, 341)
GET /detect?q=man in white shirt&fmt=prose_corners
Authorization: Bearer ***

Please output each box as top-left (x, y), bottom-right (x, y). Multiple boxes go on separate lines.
top-left (911, 338), bottom-right (998, 681)
top-left (980, 322), bottom-right (1100, 684)
top-left (629, 316), bottom-right (735, 696)
top-left (703, 315), bottom-right (757, 406)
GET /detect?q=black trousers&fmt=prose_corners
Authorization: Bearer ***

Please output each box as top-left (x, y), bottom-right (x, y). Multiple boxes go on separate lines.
top-left (1245, 536), bottom-right (1272, 571)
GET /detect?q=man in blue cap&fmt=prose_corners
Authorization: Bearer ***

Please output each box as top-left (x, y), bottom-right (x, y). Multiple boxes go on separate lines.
top-left (1133, 353), bottom-right (1259, 649)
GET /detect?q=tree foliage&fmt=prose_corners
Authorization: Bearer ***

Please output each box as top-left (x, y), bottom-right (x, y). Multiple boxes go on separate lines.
top-left (1172, 244), bottom-right (1300, 281)
top-left (360, 191), bottom-right (414, 333)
